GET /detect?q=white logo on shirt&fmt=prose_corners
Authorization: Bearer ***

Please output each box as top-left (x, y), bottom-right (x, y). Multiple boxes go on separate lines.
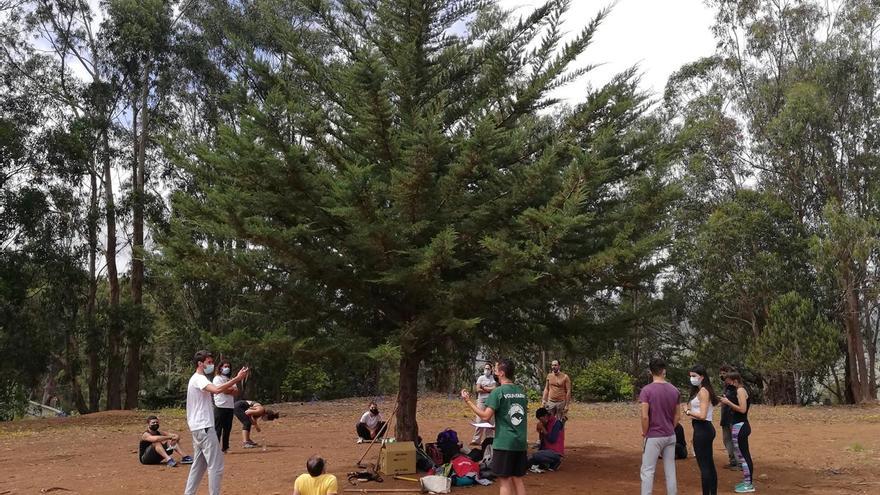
top-left (509, 403), bottom-right (525, 426)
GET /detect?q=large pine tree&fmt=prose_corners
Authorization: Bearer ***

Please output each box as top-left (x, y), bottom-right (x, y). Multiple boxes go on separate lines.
top-left (166, 0), bottom-right (677, 440)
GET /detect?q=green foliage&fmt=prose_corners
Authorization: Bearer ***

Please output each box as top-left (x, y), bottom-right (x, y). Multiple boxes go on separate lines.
top-left (281, 364), bottom-right (331, 401)
top-left (748, 291), bottom-right (839, 403)
top-left (571, 356), bottom-right (634, 402)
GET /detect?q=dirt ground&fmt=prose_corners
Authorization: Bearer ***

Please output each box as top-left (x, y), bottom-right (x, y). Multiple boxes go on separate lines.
top-left (1, 396), bottom-right (879, 494)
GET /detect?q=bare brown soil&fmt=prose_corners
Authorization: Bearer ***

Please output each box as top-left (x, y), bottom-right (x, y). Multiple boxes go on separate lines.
top-left (1, 397), bottom-right (879, 494)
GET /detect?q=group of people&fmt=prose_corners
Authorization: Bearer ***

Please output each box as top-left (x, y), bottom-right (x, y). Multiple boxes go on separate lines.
top-left (640, 358), bottom-right (755, 495)
top-left (137, 350), bottom-right (756, 495)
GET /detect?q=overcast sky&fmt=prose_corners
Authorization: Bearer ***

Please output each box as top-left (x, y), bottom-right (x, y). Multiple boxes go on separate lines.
top-left (497, 0), bottom-right (718, 104)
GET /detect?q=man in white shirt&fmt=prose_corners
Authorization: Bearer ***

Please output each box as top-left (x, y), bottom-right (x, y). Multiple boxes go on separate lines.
top-left (183, 350), bottom-right (248, 495)
top-left (355, 401), bottom-right (386, 443)
top-left (471, 363), bottom-right (497, 445)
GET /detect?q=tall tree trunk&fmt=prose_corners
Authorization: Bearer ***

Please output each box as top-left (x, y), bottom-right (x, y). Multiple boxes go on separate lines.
top-left (86, 161), bottom-right (101, 412)
top-left (843, 267), bottom-right (869, 403)
top-left (125, 72), bottom-right (149, 409)
top-left (65, 308), bottom-right (89, 415)
top-left (102, 125), bottom-right (122, 411)
top-left (395, 352), bottom-right (421, 441)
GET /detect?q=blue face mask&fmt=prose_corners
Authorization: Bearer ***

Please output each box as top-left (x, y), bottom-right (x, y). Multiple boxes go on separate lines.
top-left (204, 364), bottom-right (215, 374)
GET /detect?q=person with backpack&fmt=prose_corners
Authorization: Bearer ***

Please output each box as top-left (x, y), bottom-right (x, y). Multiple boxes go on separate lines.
top-left (461, 359), bottom-right (528, 495)
top-left (719, 371), bottom-right (755, 493)
top-left (685, 364), bottom-right (719, 495)
top-left (639, 358), bottom-right (680, 495)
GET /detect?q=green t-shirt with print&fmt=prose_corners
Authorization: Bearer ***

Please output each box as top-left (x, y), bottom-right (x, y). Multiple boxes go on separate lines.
top-left (485, 383), bottom-right (528, 451)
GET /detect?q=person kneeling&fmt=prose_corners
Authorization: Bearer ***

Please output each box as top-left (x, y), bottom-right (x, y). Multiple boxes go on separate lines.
top-left (138, 415), bottom-right (193, 467)
top-left (355, 401), bottom-right (386, 443)
top-left (528, 407), bottom-right (564, 472)
top-left (293, 455), bottom-right (338, 495)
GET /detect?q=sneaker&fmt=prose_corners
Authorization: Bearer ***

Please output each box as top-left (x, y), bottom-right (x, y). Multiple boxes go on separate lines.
top-left (529, 465), bottom-right (544, 474)
top-left (243, 442), bottom-right (257, 449)
top-left (735, 483), bottom-right (755, 493)
top-left (357, 438), bottom-right (365, 444)
top-left (180, 455), bottom-right (193, 465)
top-left (166, 458), bottom-right (178, 467)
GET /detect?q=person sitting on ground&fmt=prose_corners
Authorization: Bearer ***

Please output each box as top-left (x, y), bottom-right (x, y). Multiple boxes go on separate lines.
top-left (138, 415), bottom-right (193, 467)
top-left (528, 407), bottom-right (564, 472)
top-left (355, 401), bottom-right (386, 443)
top-left (293, 454), bottom-right (338, 495)
top-left (233, 399), bottom-right (279, 448)
top-left (674, 422), bottom-right (688, 460)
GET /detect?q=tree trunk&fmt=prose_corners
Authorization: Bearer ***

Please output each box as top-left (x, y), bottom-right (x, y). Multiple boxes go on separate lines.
top-left (843, 272), bottom-right (869, 403)
top-left (102, 125), bottom-right (122, 411)
top-left (86, 161), bottom-right (101, 412)
top-left (125, 72), bottom-right (149, 410)
top-left (763, 372), bottom-right (796, 405)
top-left (394, 353), bottom-right (421, 441)
top-left (66, 312), bottom-right (89, 415)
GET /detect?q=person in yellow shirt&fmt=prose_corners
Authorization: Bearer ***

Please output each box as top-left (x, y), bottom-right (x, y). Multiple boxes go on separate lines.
top-left (293, 455), bottom-right (338, 495)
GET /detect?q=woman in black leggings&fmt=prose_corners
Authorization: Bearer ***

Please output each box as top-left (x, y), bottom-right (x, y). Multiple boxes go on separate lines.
top-left (720, 371), bottom-right (754, 493)
top-left (685, 364), bottom-right (719, 495)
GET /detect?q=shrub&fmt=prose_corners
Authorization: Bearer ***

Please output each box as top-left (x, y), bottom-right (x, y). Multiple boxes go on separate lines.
top-left (571, 356), bottom-right (634, 402)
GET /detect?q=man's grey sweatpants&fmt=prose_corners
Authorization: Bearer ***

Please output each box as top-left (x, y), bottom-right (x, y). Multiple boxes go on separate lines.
top-left (184, 426), bottom-right (224, 495)
top-left (722, 424), bottom-right (736, 464)
top-left (640, 434), bottom-right (677, 495)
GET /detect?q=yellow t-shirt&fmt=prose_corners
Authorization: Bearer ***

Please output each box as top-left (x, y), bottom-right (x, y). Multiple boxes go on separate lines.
top-left (294, 473), bottom-right (338, 495)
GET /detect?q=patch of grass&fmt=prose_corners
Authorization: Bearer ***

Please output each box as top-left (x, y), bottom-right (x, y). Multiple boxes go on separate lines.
top-left (847, 443), bottom-right (865, 453)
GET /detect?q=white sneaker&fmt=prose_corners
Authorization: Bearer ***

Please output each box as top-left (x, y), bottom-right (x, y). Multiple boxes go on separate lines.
top-left (356, 438), bottom-right (364, 444)
top-left (529, 465), bottom-right (544, 474)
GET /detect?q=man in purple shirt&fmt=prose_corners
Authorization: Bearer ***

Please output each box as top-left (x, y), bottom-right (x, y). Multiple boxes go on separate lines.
top-left (639, 358), bottom-right (681, 495)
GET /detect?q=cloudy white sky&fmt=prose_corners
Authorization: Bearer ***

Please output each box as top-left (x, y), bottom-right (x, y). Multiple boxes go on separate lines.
top-left (497, 0), bottom-right (718, 103)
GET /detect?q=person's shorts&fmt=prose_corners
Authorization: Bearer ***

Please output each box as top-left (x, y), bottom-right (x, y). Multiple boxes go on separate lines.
top-left (234, 401), bottom-right (252, 431)
top-left (140, 443), bottom-right (173, 465)
top-left (491, 449), bottom-right (528, 477)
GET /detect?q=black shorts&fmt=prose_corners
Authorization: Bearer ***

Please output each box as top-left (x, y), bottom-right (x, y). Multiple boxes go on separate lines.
top-left (234, 401), bottom-right (252, 431)
top-left (491, 449), bottom-right (528, 477)
top-left (140, 443), bottom-right (173, 465)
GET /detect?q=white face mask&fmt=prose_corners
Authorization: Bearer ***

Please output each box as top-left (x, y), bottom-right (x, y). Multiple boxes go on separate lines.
top-left (690, 376), bottom-right (702, 387)
top-left (484, 369), bottom-right (492, 377)
top-left (204, 364), bottom-right (215, 374)
top-left (221, 367), bottom-right (231, 376)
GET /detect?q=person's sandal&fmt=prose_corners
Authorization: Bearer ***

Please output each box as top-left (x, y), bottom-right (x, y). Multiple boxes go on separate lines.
top-left (180, 455), bottom-right (193, 464)
top-left (166, 458), bottom-right (178, 467)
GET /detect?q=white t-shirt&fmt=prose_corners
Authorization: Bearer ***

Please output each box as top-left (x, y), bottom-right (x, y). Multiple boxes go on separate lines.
top-left (187, 372), bottom-right (214, 431)
top-left (359, 411), bottom-right (383, 429)
top-left (476, 374), bottom-right (497, 400)
top-left (212, 374), bottom-right (236, 409)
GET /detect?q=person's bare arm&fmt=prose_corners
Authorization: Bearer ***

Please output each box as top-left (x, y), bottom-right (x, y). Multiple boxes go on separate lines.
top-left (640, 402), bottom-right (650, 437)
top-left (542, 378), bottom-right (550, 404)
top-left (204, 367), bottom-right (249, 394)
top-left (726, 387), bottom-right (749, 414)
top-left (461, 390), bottom-right (494, 421)
top-left (293, 486), bottom-right (300, 495)
top-left (564, 375), bottom-right (572, 405)
top-left (674, 400), bottom-right (682, 425)
top-left (142, 431), bottom-right (174, 443)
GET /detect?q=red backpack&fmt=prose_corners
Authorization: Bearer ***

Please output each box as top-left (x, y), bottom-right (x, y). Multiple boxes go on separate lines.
top-left (425, 443), bottom-right (443, 466)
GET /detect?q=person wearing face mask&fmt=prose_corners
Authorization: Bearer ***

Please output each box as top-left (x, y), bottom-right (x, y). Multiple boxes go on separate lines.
top-left (139, 415), bottom-right (193, 466)
top-left (185, 350), bottom-right (248, 495)
top-left (212, 360), bottom-right (238, 453)
top-left (685, 364), bottom-right (719, 495)
top-left (356, 401), bottom-right (386, 443)
top-left (541, 360), bottom-right (571, 421)
top-left (471, 363), bottom-right (497, 446)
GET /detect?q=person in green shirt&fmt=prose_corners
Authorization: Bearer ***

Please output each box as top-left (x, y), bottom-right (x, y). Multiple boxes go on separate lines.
top-left (461, 359), bottom-right (528, 495)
